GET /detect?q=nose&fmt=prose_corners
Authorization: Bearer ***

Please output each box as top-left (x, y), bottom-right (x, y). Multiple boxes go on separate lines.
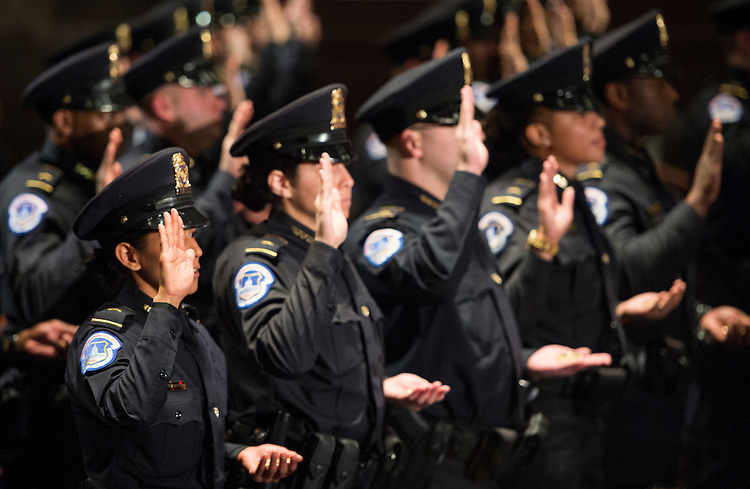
top-left (185, 229), bottom-right (203, 259)
top-left (589, 111), bottom-right (605, 129)
top-left (333, 163), bottom-right (354, 189)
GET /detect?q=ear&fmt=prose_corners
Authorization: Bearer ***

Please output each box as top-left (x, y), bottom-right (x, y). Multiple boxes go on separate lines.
top-left (603, 81), bottom-right (629, 112)
top-left (524, 122), bottom-right (551, 149)
top-left (400, 129), bottom-right (424, 159)
top-left (51, 109), bottom-right (74, 139)
top-left (267, 169), bottom-right (293, 200)
top-left (150, 89), bottom-right (176, 122)
top-left (114, 242), bottom-right (142, 272)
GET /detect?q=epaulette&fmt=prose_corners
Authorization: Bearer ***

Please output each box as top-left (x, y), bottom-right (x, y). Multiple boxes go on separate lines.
top-left (89, 306), bottom-right (136, 330)
top-left (363, 206), bottom-right (405, 221)
top-left (489, 178), bottom-right (537, 207)
top-left (719, 81), bottom-right (748, 100)
top-left (244, 234), bottom-right (288, 262)
top-left (25, 164), bottom-right (64, 195)
top-left (577, 161), bottom-right (607, 182)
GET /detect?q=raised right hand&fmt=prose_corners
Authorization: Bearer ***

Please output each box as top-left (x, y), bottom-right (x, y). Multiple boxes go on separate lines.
top-left (686, 118), bottom-right (723, 217)
top-left (314, 153), bottom-right (348, 248)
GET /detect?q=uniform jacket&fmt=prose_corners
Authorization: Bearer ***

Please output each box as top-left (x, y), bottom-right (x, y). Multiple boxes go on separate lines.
top-left (579, 129), bottom-right (704, 344)
top-left (344, 172), bottom-right (524, 432)
top-left (479, 158), bottom-right (622, 355)
top-left (670, 66), bottom-right (750, 311)
top-left (212, 211), bottom-right (386, 452)
top-left (66, 283), bottom-right (240, 489)
top-left (0, 139), bottom-right (112, 329)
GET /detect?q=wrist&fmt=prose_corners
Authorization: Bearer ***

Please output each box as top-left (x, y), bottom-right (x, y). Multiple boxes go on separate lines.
top-left (526, 228), bottom-right (558, 261)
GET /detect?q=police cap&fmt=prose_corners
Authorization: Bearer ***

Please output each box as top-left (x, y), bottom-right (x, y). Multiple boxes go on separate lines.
top-left (593, 9), bottom-right (674, 91)
top-left (357, 47), bottom-right (472, 143)
top-left (74, 147), bottom-right (209, 244)
top-left (230, 84), bottom-right (354, 165)
top-left (117, 0), bottom-right (193, 56)
top-left (124, 25), bottom-right (219, 101)
top-left (22, 42), bottom-right (131, 122)
top-left (381, 0), bottom-right (498, 65)
top-left (709, 0), bottom-right (750, 33)
top-left (487, 39), bottom-right (596, 122)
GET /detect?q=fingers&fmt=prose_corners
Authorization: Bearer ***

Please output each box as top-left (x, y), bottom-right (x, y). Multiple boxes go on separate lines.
top-left (103, 128), bottom-right (123, 167)
top-left (228, 100), bottom-right (255, 142)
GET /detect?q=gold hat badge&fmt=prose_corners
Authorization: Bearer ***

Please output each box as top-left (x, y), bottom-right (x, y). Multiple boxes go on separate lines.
top-left (582, 43), bottom-right (591, 82)
top-left (461, 51), bottom-right (473, 86)
top-left (172, 152), bottom-right (192, 194)
top-left (330, 88), bottom-right (346, 130)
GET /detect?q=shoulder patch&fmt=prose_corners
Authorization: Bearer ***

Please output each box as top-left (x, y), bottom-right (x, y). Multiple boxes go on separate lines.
top-left (234, 262), bottom-right (276, 309)
top-left (478, 211), bottom-right (515, 255)
top-left (489, 179), bottom-right (536, 207)
top-left (7, 193), bottom-right (49, 234)
top-left (708, 93), bottom-right (744, 124)
top-left (363, 228), bottom-right (404, 267)
top-left (81, 331), bottom-right (123, 374)
top-left (363, 206), bottom-right (405, 222)
top-left (583, 186), bottom-right (609, 226)
top-left (577, 162), bottom-right (606, 181)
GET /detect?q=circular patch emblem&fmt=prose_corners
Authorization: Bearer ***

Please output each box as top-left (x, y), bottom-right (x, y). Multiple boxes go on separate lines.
top-left (708, 93), bottom-right (744, 124)
top-left (583, 187), bottom-right (609, 226)
top-left (81, 331), bottom-right (123, 375)
top-left (234, 262), bottom-right (276, 309)
top-left (363, 228), bottom-right (404, 267)
top-left (478, 211), bottom-right (514, 255)
top-left (7, 193), bottom-right (49, 234)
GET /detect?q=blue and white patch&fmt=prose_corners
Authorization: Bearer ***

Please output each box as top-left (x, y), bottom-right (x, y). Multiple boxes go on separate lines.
top-left (363, 228), bottom-right (404, 267)
top-left (234, 262), bottom-right (276, 309)
top-left (7, 193), bottom-right (49, 234)
top-left (708, 93), bottom-right (744, 124)
top-left (364, 131), bottom-right (387, 161)
top-left (478, 211), bottom-right (514, 255)
top-left (80, 331), bottom-right (122, 374)
top-left (584, 187), bottom-right (609, 226)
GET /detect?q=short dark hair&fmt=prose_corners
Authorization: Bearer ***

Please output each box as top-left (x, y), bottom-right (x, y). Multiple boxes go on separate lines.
top-left (232, 155), bottom-right (301, 212)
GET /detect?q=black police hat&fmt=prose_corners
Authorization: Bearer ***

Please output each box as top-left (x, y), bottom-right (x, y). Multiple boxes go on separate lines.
top-left (357, 47), bottom-right (472, 143)
top-left (117, 0), bottom-right (193, 56)
top-left (74, 147), bottom-right (209, 244)
top-left (22, 41), bottom-right (132, 121)
top-left (709, 0), bottom-right (750, 33)
top-left (381, 0), bottom-right (498, 65)
top-left (124, 25), bottom-right (219, 101)
top-left (230, 84), bottom-right (354, 164)
top-left (593, 9), bottom-right (674, 89)
top-left (45, 23), bottom-right (124, 67)
top-left (487, 39), bottom-right (596, 121)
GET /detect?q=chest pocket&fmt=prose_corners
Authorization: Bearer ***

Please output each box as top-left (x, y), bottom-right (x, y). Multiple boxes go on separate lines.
top-left (139, 388), bottom-right (205, 478)
top-left (326, 303), bottom-right (370, 375)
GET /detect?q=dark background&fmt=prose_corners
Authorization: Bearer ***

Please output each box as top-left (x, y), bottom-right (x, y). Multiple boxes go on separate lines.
top-left (0, 0), bottom-right (723, 167)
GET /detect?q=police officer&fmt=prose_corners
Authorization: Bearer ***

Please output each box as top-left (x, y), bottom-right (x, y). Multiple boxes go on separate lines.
top-left (213, 84), bottom-right (449, 489)
top-left (664, 1), bottom-right (750, 486)
top-left (346, 48), bottom-right (611, 489)
top-left (66, 147), bottom-right (301, 489)
top-left (479, 40), bottom-right (686, 488)
top-left (121, 23), bottom-right (255, 334)
top-left (582, 11), bottom-right (728, 488)
top-left (0, 41), bottom-right (131, 489)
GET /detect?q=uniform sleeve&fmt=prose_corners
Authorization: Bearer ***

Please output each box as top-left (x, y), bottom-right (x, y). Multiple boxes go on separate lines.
top-left (76, 303), bottom-right (185, 429)
top-left (216, 241), bottom-right (348, 378)
top-left (346, 171), bottom-right (486, 304)
top-left (1, 197), bottom-right (97, 325)
top-left (604, 192), bottom-right (704, 294)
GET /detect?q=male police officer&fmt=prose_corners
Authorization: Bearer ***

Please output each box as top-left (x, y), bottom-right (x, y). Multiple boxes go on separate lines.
top-left (580, 10), bottom-right (724, 488)
top-left (0, 42), bottom-right (131, 488)
top-left (346, 48), bottom-right (610, 489)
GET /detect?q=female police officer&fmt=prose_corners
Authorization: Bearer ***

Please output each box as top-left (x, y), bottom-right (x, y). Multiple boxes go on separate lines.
top-left (213, 84), bottom-right (449, 489)
top-left (65, 147), bottom-right (301, 489)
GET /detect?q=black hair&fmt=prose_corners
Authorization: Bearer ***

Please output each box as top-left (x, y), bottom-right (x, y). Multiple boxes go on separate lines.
top-left (232, 154), bottom-right (301, 212)
top-left (86, 230), bottom-right (153, 291)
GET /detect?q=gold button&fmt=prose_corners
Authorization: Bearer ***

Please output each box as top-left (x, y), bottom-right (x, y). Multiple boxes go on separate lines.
top-left (602, 253), bottom-right (610, 264)
top-left (491, 273), bottom-right (503, 285)
top-left (360, 305), bottom-right (370, 317)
